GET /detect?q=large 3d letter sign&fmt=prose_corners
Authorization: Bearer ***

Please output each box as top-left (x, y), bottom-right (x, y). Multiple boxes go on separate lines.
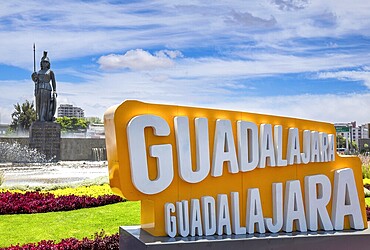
top-left (104, 100), bottom-right (367, 237)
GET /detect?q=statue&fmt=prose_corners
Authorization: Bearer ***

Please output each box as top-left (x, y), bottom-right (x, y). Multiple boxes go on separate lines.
top-left (31, 49), bottom-right (57, 122)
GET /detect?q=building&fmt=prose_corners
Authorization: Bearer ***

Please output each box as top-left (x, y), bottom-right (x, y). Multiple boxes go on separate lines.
top-left (358, 138), bottom-right (370, 153)
top-left (353, 123), bottom-right (369, 144)
top-left (57, 104), bottom-right (84, 118)
top-left (335, 121), bottom-right (370, 152)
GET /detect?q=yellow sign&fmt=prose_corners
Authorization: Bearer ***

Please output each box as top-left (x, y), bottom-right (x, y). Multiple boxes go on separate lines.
top-left (104, 100), bottom-right (366, 237)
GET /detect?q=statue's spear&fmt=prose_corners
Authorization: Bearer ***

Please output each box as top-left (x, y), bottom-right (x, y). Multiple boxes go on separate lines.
top-left (32, 43), bottom-right (39, 120)
top-left (33, 43), bottom-right (36, 72)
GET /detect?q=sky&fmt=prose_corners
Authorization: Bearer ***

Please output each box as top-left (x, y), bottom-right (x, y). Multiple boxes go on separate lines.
top-left (0, 0), bottom-right (370, 125)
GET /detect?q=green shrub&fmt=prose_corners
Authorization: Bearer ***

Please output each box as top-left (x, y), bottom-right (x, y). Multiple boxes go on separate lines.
top-left (363, 164), bottom-right (370, 179)
top-left (360, 154), bottom-right (370, 179)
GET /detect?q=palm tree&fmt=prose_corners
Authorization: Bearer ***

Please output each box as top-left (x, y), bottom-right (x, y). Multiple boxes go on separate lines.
top-left (10, 100), bottom-right (36, 132)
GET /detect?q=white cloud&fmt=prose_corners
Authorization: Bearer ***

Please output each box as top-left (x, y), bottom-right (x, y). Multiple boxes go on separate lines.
top-left (156, 50), bottom-right (183, 59)
top-left (1, 0), bottom-right (370, 128)
top-left (225, 10), bottom-right (277, 30)
top-left (0, 80), bottom-right (35, 124)
top-left (0, 0), bottom-right (369, 70)
top-left (163, 53), bottom-right (368, 80)
top-left (317, 70), bottom-right (370, 89)
top-left (98, 49), bottom-right (181, 71)
top-left (1, 70), bottom-right (369, 126)
top-left (272, 0), bottom-right (309, 11)
top-left (210, 93), bottom-right (370, 125)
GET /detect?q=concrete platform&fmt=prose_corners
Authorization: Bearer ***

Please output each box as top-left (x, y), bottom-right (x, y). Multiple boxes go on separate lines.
top-left (29, 121), bottom-right (61, 161)
top-left (120, 223), bottom-right (370, 250)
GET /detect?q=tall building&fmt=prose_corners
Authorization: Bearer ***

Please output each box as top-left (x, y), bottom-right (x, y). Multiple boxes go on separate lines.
top-left (356, 124), bottom-right (369, 141)
top-left (347, 121), bottom-right (369, 145)
top-left (335, 121), bottom-right (370, 152)
top-left (57, 104), bottom-right (84, 118)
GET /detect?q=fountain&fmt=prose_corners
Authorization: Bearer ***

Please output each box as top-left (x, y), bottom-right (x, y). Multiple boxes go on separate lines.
top-left (0, 141), bottom-right (108, 188)
top-left (92, 147), bottom-right (106, 161)
top-left (0, 141), bottom-right (50, 163)
top-left (0, 49), bottom-right (108, 189)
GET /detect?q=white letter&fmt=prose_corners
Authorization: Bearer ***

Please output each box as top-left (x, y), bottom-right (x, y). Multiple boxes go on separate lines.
top-left (196, 118), bottom-right (211, 178)
top-left (217, 194), bottom-right (232, 235)
top-left (176, 200), bottom-right (190, 237)
top-left (274, 125), bottom-right (287, 167)
top-left (211, 120), bottom-right (239, 177)
top-left (327, 134), bottom-right (335, 162)
top-left (319, 132), bottom-right (329, 162)
top-left (332, 168), bottom-right (364, 230)
top-left (287, 128), bottom-right (301, 165)
top-left (311, 131), bottom-right (320, 162)
top-left (237, 121), bottom-right (259, 171)
top-left (175, 117), bottom-right (210, 183)
top-left (165, 203), bottom-right (177, 237)
top-left (283, 180), bottom-right (307, 232)
top-left (265, 183), bottom-right (283, 233)
top-left (231, 192), bottom-right (246, 234)
top-left (201, 196), bottom-right (216, 236)
top-left (190, 199), bottom-right (203, 236)
top-left (259, 124), bottom-right (276, 168)
top-left (127, 115), bottom-right (173, 195)
top-left (305, 175), bottom-right (333, 231)
top-left (301, 130), bottom-right (311, 164)
top-left (246, 188), bottom-right (265, 234)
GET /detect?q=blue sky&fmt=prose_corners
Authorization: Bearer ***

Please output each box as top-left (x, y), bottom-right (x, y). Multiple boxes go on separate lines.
top-left (0, 0), bottom-right (370, 124)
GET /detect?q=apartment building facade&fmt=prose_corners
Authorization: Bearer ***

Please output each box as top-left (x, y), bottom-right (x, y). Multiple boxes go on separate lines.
top-left (335, 121), bottom-right (370, 152)
top-left (57, 104), bottom-right (84, 118)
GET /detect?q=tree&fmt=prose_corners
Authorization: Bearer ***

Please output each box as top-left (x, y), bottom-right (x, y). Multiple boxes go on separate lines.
top-left (336, 135), bottom-right (347, 148)
top-left (336, 134), bottom-right (358, 153)
top-left (85, 117), bottom-right (102, 124)
top-left (55, 117), bottom-right (89, 132)
top-left (10, 100), bottom-right (36, 132)
top-left (361, 143), bottom-right (369, 154)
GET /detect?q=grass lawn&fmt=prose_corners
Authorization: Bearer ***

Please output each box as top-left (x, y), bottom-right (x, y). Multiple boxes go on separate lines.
top-left (0, 201), bottom-right (140, 248)
top-left (1, 177), bottom-right (369, 248)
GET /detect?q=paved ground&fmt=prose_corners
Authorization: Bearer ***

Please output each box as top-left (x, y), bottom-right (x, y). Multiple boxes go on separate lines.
top-left (0, 161), bottom-right (109, 188)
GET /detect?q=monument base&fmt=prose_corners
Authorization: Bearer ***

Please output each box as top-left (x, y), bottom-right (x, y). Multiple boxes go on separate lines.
top-left (29, 121), bottom-right (61, 162)
top-left (120, 223), bottom-right (370, 250)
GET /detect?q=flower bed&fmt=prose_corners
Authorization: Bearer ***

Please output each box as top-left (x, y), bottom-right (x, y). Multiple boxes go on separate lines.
top-left (3, 231), bottom-right (119, 250)
top-left (2, 184), bottom-right (116, 198)
top-left (0, 191), bottom-right (124, 214)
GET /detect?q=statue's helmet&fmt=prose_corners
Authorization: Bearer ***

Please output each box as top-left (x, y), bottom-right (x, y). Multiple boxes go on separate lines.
top-left (40, 51), bottom-right (50, 69)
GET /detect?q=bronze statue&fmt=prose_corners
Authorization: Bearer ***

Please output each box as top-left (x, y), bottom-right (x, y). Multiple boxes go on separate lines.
top-left (31, 50), bottom-right (57, 122)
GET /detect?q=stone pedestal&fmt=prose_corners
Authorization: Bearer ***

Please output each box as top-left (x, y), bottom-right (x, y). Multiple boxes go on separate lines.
top-left (29, 121), bottom-right (61, 161)
top-left (120, 224), bottom-right (370, 250)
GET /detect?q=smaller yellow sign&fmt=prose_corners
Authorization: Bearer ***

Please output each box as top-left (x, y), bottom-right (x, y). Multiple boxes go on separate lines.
top-left (104, 100), bottom-right (367, 237)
